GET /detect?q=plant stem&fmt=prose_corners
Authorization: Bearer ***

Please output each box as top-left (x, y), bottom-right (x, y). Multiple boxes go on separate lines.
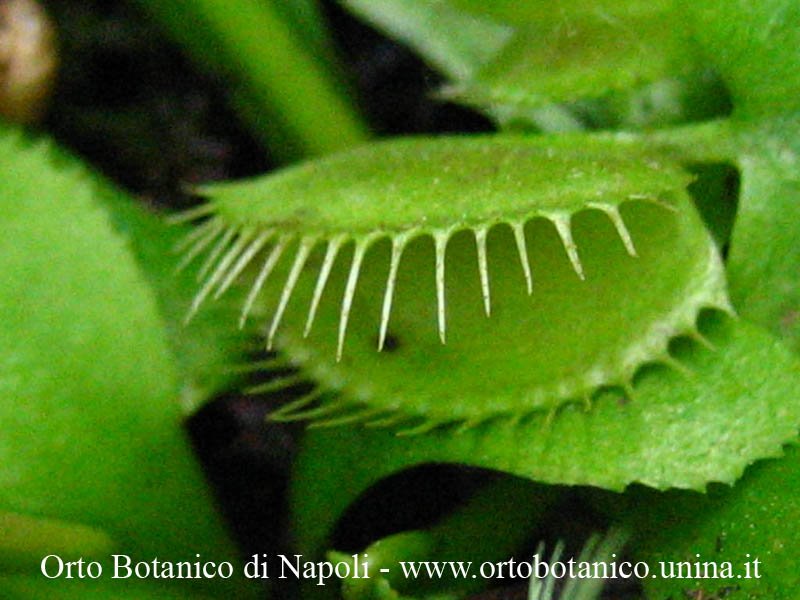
top-left (136, 0), bottom-right (370, 161)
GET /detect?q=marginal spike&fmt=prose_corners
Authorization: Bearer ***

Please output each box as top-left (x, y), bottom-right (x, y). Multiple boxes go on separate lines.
top-left (434, 231), bottom-right (449, 343)
top-left (167, 203), bottom-right (216, 225)
top-left (337, 236), bottom-right (375, 361)
top-left (528, 542), bottom-right (546, 600)
top-left (366, 412), bottom-right (411, 429)
top-left (552, 214), bottom-right (585, 280)
top-left (378, 233), bottom-right (410, 351)
top-left (267, 237), bottom-right (317, 350)
top-left (544, 407), bottom-right (558, 428)
top-left (225, 357), bottom-right (288, 375)
top-left (214, 228), bottom-right (274, 299)
top-left (533, 540), bottom-right (546, 564)
top-left (687, 328), bottom-right (716, 351)
top-left (628, 193), bottom-right (678, 213)
top-left (622, 380), bottom-right (636, 402)
top-left (589, 202), bottom-right (637, 257)
top-left (560, 530), bottom-right (627, 599)
top-left (511, 221), bottom-right (533, 294)
top-left (659, 353), bottom-right (694, 379)
top-left (309, 407), bottom-right (389, 428)
top-left (456, 416), bottom-right (485, 434)
top-left (173, 216), bottom-right (219, 254)
top-left (717, 293), bottom-right (736, 316)
top-left (304, 234), bottom-right (346, 337)
top-left (269, 388), bottom-right (324, 419)
top-left (397, 419), bottom-right (444, 436)
top-left (239, 236), bottom-right (291, 328)
top-left (474, 226), bottom-right (491, 316)
top-left (175, 218), bottom-right (223, 271)
top-left (244, 372), bottom-right (305, 395)
top-left (542, 541), bottom-right (565, 600)
top-left (575, 533), bottom-right (601, 564)
top-left (197, 226), bottom-right (236, 281)
top-left (186, 228), bottom-right (254, 322)
top-left (274, 400), bottom-right (347, 422)
top-left (506, 412), bottom-right (524, 428)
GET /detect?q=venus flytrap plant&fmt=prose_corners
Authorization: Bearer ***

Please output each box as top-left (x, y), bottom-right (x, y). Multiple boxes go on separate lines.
top-left (178, 121), bottom-right (800, 598)
top-left (241, 3), bottom-right (800, 599)
top-left (179, 133), bottom-right (731, 429)
top-left (5, 1), bottom-right (796, 599)
top-left (151, 3), bottom-right (800, 599)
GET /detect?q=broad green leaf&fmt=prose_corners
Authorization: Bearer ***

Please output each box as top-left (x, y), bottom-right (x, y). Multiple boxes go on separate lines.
top-left (339, 0), bottom-right (728, 131)
top-left (184, 134), bottom-right (729, 427)
top-left (629, 445), bottom-right (800, 600)
top-left (682, 0), bottom-right (800, 120)
top-left (100, 195), bottom-right (251, 412)
top-left (447, 11), bottom-right (703, 121)
top-left (727, 117), bottom-right (800, 352)
top-left (289, 314), bottom-right (800, 558)
top-left (0, 131), bottom-right (255, 597)
top-left (0, 121), bottom-right (251, 411)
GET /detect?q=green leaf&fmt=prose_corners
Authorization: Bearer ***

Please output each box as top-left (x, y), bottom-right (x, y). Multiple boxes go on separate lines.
top-left (0, 512), bottom-right (115, 573)
top-left (629, 444), bottom-right (800, 600)
top-left (290, 314), bottom-right (800, 558)
top-left (100, 195), bottom-right (251, 412)
top-left (183, 134), bottom-right (729, 428)
top-left (447, 11), bottom-right (702, 119)
top-left (339, 0), bottom-right (512, 81)
top-left (340, 0), bottom-right (729, 132)
top-left (0, 131), bottom-right (255, 597)
top-left (682, 0), bottom-right (800, 120)
top-left (727, 117), bottom-right (800, 352)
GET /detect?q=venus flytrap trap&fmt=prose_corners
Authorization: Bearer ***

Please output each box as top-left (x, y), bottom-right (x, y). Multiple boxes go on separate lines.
top-left (438, 5), bottom-right (705, 128)
top-left (327, 487), bottom-right (625, 600)
top-left (180, 133), bottom-right (731, 430)
top-left (527, 529), bottom-right (628, 600)
top-left (331, 477), bottom-right (558, 599)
